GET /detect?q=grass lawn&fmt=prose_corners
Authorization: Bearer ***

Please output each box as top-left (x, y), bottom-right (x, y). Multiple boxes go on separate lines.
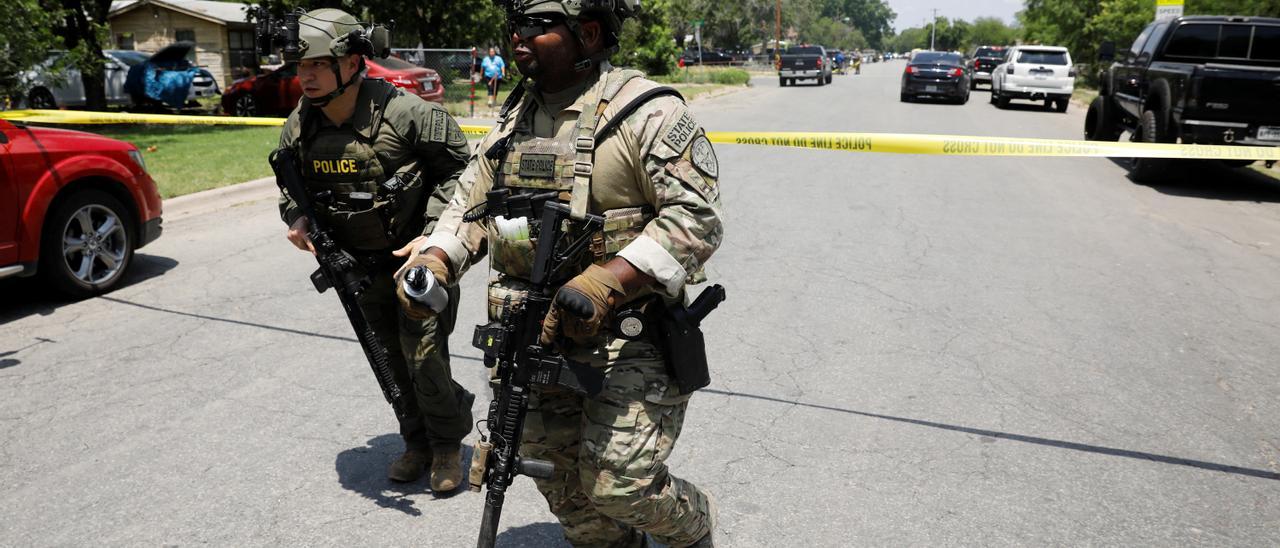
top-left (74, 124), bottom-right (282, 199)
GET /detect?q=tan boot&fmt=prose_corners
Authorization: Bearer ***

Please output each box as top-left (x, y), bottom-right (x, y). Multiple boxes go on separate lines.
top-left (430, 443), bottom-right (464, 493)
top-left (387, 448), bottom-right (431, 483)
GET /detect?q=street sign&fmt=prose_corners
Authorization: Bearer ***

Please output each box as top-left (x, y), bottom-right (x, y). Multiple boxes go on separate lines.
top-left (1155, 0), bottom-right (1184, 22)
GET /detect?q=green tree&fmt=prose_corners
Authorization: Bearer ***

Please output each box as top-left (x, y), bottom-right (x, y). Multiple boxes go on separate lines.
top-left (0, 0), bottom-right (65, 107)
top-left (618, 0), bottom-right (680, 75)
top-left (45, 0), bottom-right (114, 110)
top-left (969, 17), bottom-right (1018, 48)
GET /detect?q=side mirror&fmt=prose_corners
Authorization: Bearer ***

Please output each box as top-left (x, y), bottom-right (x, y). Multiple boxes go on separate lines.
top-left (1098, 41), bottom-right (1116, 62)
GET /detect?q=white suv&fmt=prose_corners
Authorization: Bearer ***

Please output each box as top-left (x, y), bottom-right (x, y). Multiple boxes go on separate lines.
top-left (991, 45), bottom-right (1075, 113)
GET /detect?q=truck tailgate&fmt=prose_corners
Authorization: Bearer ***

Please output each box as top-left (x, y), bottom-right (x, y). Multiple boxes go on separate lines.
top-left (1190, 63), bottom-right (1280, 126)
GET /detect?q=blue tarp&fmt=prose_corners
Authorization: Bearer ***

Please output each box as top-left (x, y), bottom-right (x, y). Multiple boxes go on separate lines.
top-left (126, 63), bottom-right (197, 108)
top-left (123, 41), bottom-right (199, 108)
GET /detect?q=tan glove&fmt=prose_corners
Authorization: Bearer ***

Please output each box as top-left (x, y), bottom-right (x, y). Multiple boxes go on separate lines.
top-left (540, 264), bottom-right (624, 345)
top-left (396, 252), bottom-right (452, 321)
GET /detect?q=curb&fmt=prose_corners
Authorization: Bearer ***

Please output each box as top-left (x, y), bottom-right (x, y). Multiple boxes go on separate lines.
top-left (162, 176), bottom-right (278, 221)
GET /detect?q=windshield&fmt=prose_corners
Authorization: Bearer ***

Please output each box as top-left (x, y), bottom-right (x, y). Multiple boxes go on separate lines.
top-left (912, 52), bottom-right (962, 65)
top-left (108, 51), bottom-right (151, 66)
top-left (1017, 50), bottom-right (1069, 65)
top-left (376, 56), bottom-right (422, 70)
top-left (974, 47), bottom-right (1005, 58)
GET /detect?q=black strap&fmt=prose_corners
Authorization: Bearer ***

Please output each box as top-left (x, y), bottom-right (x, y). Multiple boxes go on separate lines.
top-left (594, 86), bottom-right (684, 142)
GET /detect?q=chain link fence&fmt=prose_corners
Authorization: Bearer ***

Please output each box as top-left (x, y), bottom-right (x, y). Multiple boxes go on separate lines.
top-left (391, 48), bottom-right (475, 82)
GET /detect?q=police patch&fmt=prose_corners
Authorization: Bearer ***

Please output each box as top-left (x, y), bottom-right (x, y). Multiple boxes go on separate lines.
top-left (690, 135), bottom-right (719, 179)
top-left (430, 109), bottom-right (448, 142)
top-left (662, 111), bottom-right (698, 153)
top-left (519, 154), bottom-right (557, 178)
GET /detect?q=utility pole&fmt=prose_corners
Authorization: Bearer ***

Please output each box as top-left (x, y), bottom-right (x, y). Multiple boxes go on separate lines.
top-left (930, 8), bottom-right (938, 50)
top-left (775, 0), bottom-right (782, 66)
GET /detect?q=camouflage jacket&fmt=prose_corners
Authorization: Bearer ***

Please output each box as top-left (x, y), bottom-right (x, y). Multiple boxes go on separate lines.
top-left (424, 67), bottom-right (724, 298)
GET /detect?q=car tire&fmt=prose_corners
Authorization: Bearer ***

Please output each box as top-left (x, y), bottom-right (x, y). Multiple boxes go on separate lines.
top-left (40, 189), bottom-right (136, 298)
top-left (989, 88), bottom-right (998, 104)
top-left (1055, 99), bottom-right (1069, 113)
top-left (1084, 96), bottom-right (1122, 141)
top-left (900, 92), bottom-right (911, 103)
top-left (826, 74), bottom-right (833, 85)
top-left (997, 94), bottom-right (1010, 109)
top-left (1129, 109), bottom-right (1172, 183)
top-left (780, 77), bottom-right (787, 87)
top-left (233, 94), bottom-right (258, 117)
top-left (27, 87), bottom-right (57, 109)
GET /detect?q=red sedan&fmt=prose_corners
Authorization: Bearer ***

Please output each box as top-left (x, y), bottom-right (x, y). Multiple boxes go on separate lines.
top-left (222, 57), bottom-right (446, 117)
top-left (0, 119), bottom-right (163, 297)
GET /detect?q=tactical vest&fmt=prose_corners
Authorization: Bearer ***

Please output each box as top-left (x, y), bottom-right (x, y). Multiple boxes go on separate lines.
top-left (293, 79), bottom-right (427, 252)
top-left (487, 69), bottom-right (669, 283)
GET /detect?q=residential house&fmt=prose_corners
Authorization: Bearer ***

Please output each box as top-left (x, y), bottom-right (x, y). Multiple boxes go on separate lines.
top-left (108, 0), bottom-right (259, 88)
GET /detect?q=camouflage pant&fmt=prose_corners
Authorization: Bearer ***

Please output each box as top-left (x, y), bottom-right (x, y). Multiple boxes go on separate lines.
top-left (356, 272), bottom-right (472, 450)
top-left (521, 340), bottom-right (713, 547)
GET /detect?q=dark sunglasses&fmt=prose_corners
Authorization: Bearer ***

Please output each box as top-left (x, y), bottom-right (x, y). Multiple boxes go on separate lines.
top-left (509, 14), bottom-right (566, 39)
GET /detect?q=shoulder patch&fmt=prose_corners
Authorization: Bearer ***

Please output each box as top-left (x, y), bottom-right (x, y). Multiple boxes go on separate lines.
top-left (690, 135), bottom-right (719, 179)
top-left (662, 110), bottom-right (698, 153)
top-left (429, 108), bottom-right (448, 143)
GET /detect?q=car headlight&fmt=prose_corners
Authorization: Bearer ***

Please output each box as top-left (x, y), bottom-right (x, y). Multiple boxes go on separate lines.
top-left (128, 148), bottom-right (147, 172)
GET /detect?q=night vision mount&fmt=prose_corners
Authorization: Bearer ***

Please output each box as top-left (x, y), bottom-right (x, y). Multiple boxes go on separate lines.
top-left (250, 6), bottom-right (392, 63)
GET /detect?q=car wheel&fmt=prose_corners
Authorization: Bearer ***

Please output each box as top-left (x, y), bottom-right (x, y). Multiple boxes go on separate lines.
top-left (900, 92), bottom-right (911, 103)
top-left (779, 77), bottom-right (787, 87)
top-left (233, 94), bottom-right (258, 117)
top-left (1084, 96), bottom-right (1122, 141)
top-left (997, 94), bottom-right (1010, 109)
top-left (1129, 109), bottom-right (1172, 183)
top-left (1055, 99), bottom-right (1069, 113)
top-left (1044, 98), bottom-right (1054, 110)
top-left (27, 87), bottom-right (57, 109)
top-left (989, 89), bottom-right (997, 104)
top-left (826, 74), bottom-right (833, 84)
top-left (40, 189), bottom-right (135, 298)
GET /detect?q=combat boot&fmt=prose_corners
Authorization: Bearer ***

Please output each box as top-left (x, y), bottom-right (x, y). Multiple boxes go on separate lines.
top-left (686, 491), bottom-right (718, 547)
top-left (430, 443), bottom-right (464, 493)
top-left (388, 448), bottom-right (431, 483)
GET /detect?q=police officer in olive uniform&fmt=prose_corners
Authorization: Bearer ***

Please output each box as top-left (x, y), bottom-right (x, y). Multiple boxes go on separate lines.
top-left (277, 8), bottom-right (474, 492)
top-left (398, 1), bottom-right (723, 545)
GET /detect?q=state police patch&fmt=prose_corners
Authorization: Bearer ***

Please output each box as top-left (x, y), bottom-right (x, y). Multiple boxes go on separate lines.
top-left (690, 135), bottom-right (719, 179)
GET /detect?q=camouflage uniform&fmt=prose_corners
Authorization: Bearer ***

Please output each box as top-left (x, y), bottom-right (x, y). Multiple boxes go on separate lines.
top-left (279, 77), bottom-right (475, 455)
top-left (424, 65), bottom-right (723, 546)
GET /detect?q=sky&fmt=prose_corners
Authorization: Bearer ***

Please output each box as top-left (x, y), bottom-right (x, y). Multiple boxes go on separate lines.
top-left (887, 0), bottom-right (1024, 31)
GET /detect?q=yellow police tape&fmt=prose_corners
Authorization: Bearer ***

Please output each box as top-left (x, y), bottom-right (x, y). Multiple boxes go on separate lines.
top-left (3, 109), bottom-right (1278, 161)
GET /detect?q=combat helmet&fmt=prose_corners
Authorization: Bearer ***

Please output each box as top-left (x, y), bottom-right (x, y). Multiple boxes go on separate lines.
top-left (292, 8), bottom-right (391, 105)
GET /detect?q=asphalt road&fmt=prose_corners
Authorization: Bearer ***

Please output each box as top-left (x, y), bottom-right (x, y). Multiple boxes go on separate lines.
top-left (3, 61), bottom-right (1279, 546)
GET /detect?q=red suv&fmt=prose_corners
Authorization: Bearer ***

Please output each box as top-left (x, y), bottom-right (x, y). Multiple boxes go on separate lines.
top-left (223, 57), bottom-right (446, 117)
top-left (1, 120), bottom-right (163, 297)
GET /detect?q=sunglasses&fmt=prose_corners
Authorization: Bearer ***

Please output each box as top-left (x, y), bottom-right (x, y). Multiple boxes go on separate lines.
top-left (509, 14), bottom-right (566, 39)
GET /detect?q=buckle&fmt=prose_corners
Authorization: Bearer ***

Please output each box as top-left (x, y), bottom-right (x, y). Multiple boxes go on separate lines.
top-left (574, 161), bottom-right (593, 178)
top-left (575, 136), bottom-right (595, 152)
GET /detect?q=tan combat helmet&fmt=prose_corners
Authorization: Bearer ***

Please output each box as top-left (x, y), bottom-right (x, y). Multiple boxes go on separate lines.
top-left (291, 8), bottom-right (391, 106)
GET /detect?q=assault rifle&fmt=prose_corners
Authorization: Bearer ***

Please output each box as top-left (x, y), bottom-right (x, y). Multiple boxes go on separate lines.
top-left (468, 198), bottom-right (607, 548)
top-left (269, 147), bottom-right (411, 420)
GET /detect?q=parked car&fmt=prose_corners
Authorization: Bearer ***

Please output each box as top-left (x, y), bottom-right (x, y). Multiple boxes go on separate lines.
top-left (990, 45), bottom-right (1075, 112)
top-left (1086, 16), bottom-right (1280, 180)
top-left (900, 51), bottom-right (970, 104)
top-left (0, 119), bottom-right (163, 297)
top-left (966, 45), bottom-right (1007, 89)
top-left (222, 56), bottom-right (446, 117)
top-left (123, 42), bottom-right (221, 109)
top-left (778, 45), bottom-right (832, 86)
top-left (23, 46), bottom-right (219, 110)
top-left (680, 49), bottom-right (737, 66)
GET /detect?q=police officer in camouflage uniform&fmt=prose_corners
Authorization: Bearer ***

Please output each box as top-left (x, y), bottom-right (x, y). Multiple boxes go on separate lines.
top-left (277, 8), bottom-right (474, 492)
top-left (397, 0), bottom-right (723, 545)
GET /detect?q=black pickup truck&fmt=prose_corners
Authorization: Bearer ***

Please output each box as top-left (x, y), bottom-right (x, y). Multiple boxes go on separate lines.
top-left (1085, 16), bottom-right (1280, 180)
top-left (779, 45), bottom-right (832, 87)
